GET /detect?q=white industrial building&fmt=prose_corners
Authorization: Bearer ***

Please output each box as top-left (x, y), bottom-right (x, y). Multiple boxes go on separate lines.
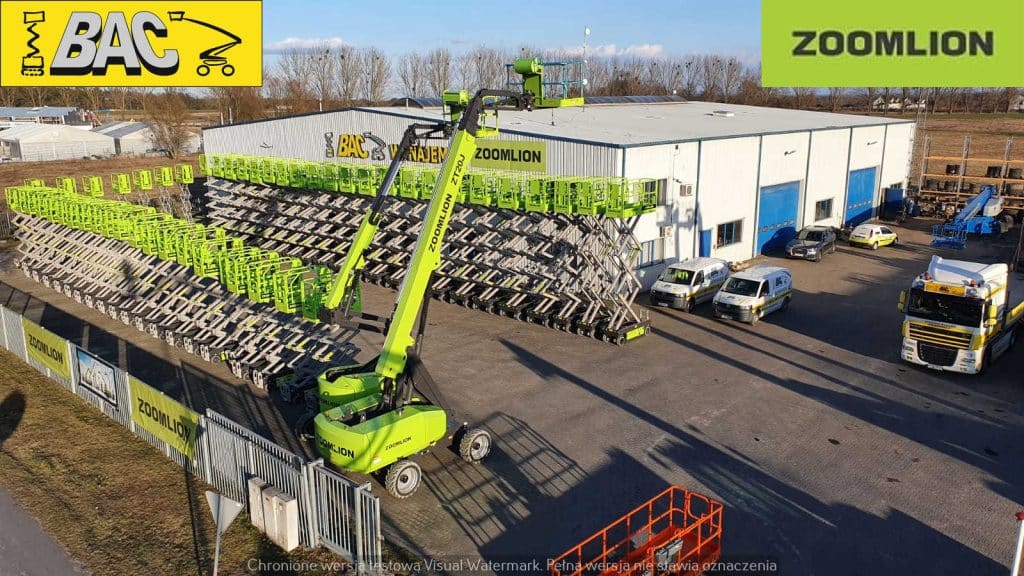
top-left (92, 121), bottom-right (203, 156)
top-left (0, 123), bottom-right (114, 162)
top-left (203, 100), bottom-right (915, 287)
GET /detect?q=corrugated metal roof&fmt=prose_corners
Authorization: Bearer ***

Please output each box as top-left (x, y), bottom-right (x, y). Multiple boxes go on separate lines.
top-left (359, 100), bottom-right (914, 147)
top-left (0, 106), bottom-right (78, 119)
top-left (93, 121), bottom-right (151, 138)
top-left (0, 123), bottom-right (112, 142)
top-left (388, 97), bottom-right (443, 108)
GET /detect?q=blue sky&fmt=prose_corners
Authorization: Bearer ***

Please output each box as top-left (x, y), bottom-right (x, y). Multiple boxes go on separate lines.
top-left (262, 0), bottom-right (761, 63)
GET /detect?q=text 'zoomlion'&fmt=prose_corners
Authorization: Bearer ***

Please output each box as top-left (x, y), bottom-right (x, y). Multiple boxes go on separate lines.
top-left (474, 147), bottom-right (542, 163)
top-left (793, 30), bottom-right (994, 57)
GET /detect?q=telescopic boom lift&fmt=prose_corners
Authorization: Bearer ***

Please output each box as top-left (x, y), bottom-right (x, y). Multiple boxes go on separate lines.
top-left (314, 62), bottom-right (581, 497)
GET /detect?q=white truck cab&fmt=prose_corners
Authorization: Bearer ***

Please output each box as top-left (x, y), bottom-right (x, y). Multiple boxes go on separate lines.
top-left (713, 265), bottom-right (793, 324)
top-left (649, 257), bottom-right (730, 312)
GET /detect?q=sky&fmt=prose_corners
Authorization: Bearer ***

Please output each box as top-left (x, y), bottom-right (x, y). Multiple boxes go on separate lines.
top-left (261, 0), bottom-right (761, 64)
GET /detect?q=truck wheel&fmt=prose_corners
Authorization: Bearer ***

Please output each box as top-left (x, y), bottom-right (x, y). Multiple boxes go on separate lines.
top-left (385, 460), bottom-right (422, 498)
top-left (459, 428), bottom-right (493, 463)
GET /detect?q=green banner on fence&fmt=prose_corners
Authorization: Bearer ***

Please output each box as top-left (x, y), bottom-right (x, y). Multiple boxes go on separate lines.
top-left (762, 0), bottom-right (1024, 87)
top-left (129, 376), bottom-right (199, 459)
top-left (21, 318), bottom-right (71, 381)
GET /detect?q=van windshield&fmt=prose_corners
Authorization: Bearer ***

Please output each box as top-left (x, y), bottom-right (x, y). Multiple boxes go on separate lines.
top-left (658, 268), bottom-right (693, 285)
top-left (722, 278), bottom-right (762, 297)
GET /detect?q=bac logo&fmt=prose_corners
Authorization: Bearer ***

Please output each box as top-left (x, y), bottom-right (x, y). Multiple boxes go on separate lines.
top-left (0, 1), bottom-right (262, 87)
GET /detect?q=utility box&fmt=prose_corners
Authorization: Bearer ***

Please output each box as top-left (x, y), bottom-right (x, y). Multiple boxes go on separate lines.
top-left (260, 487), bottom-right (281, 541)
top-left (269, 491), bottom-right (300, 552)
top-left (247, 477), bottom-right (269, 532)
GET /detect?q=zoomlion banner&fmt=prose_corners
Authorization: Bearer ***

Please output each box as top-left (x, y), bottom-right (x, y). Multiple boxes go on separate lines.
top-left (129, 376), bottom-right (199, 459)
top-left (329, 131), bottom-right (547, 172)
top-left (21, 318), bottom-right (71, 381)
top-left (762, 0), bottom-right (1024, 86)
top-left (0, 1), bottom-right (262, 87)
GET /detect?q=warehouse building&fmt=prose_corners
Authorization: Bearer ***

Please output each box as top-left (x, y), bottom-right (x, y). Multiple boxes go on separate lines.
top-left (203, 100), bottom-right (915, 287)
top-left (0, 123), bottom-right (114, 162)
top-left (93, 121), bottom-right (203, 156)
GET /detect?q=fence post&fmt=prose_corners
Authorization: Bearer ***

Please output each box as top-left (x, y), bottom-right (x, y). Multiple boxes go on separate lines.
top-left (302, 460), bottom-right (320, 548)
top-left (200, 416), bottom-right (213, 485)
top-left (354, 484), bottom-right (366, 576)
top-left (1012, 511), bottom-right (1024, 576)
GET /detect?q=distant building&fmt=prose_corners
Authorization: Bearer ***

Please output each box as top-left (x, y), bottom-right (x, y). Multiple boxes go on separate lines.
top-left (1011, 95), bottom-right (1024, 113)
top-left (0, 106), bottom-right (92, 127)
top-left (0, 124), bottom-right (114, 161)
top-left (92, 121), bottom-right (202, 156)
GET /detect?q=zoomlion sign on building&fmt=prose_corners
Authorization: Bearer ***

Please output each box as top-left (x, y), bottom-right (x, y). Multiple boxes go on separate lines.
top-left (328, 131), bottom-right (547, 172)
top-left (0, 0), bottom-right (262, 87)
top-left (762, 0), bottom-right (1024, 86)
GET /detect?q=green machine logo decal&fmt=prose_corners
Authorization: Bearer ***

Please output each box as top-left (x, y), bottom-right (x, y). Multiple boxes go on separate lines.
top-left (21, 318), bottom-right (71, 381)
top-left (762, 0), bottom-right (1024, 86)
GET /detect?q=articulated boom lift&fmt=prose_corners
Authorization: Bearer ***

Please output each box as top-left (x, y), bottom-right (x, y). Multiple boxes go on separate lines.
top-left (315, 65), bottom-right (579, 497)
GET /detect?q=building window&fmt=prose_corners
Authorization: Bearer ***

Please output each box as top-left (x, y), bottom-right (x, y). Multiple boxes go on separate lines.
top-left (716, 220), bottom-right (742, 248)
top-left (638, 238), bottom-right (665, 268)
top-left (814, 198), bottom-right (833, 221)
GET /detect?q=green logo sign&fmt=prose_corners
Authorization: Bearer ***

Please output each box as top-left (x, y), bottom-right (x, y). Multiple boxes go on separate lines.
top-left (762, 0), bottom-right (1024, 87)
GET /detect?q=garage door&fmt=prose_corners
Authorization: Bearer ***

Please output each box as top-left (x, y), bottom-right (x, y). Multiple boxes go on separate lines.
top-left (757, 181), bottom-right (800, 255)
top-left (845, 167), bottom-right (877, 227)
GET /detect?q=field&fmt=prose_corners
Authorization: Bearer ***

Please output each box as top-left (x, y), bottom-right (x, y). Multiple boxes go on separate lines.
top-left (0, 349), bottom-right (342, 576)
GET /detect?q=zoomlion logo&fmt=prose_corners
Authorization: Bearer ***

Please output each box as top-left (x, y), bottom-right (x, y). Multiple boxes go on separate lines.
top-left (0, 1), bottom-right (262, 87)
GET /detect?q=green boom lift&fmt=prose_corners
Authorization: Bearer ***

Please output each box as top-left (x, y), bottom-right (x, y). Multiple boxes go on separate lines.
top-left (315, 69), bottom-right (576, 497)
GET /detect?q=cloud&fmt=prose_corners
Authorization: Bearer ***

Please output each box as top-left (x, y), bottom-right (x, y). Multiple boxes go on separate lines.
top-left (559, 43), bottom-right (665, 58)
top-left (264, 37), bottom-right (349, 54)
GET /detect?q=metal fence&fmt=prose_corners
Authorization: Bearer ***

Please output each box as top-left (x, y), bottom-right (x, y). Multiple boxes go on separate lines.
top-left (0, 303), bottom-right (381, 573)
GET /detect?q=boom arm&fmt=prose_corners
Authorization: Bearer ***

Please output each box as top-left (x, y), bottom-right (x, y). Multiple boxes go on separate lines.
top-left (320, 123), bottom-right (451, 323)
top-left (375, 90), bottom-right (534, 403)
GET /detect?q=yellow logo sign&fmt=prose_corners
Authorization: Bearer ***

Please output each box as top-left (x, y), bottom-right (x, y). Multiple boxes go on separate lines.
top-left (326, 131), bottom-right (547, 172)
top-left (0, 1), bottom-right (262, 87)
top-left (924, 282), bottom-right (966, 296)
top-left (21, 318), bottom-right (71, 381)
top-left (129, 375), bottom-right (199, 458)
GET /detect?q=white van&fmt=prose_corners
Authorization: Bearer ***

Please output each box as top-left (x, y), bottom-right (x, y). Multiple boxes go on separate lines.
top-left (712, 265), bottom-right (793, 324)
top-left (649, 258), bottom-right (730, 312)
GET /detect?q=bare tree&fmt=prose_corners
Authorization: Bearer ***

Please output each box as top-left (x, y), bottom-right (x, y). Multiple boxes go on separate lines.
top-left (791, 87), bottom-right (815, 109)
top-left (424, 48), bottom-right (452, 97)
top-left (360, 47), bottom-right (392, 103)
top-left (144, 91), bottom-right (191, 158)
top-left (454, 52), bottom-right (475, 93)
top-left (721, 57), bottom-right (743, 103)
top-left (396, 52), bottom-right (425, 96)
top-left (210, 87), bottom-right (265, 122)
top-left (698, 55), bottom-right (724, 100)
top-left (335, 45), bottom-right (362, 104)
top-left (826, 87), bottom-right (844, 112)
top-left (309, 43), bottom-right (337, 111)
top-left (469, 47), bottom-right (505, 91)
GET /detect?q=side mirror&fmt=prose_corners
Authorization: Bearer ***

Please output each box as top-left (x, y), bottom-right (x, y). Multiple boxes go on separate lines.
top-left (985, 318), bottom-right (998, 328)
top-left (898, 290), bottom-right (907, 313)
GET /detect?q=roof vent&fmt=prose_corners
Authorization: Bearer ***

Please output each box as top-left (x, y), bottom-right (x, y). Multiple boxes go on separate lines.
top-left (712, 110), bottom-right (734, 118)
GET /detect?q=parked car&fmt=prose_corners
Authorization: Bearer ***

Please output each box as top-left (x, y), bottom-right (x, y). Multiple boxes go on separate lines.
top-left (786, 226), bottom-right (837, 261)
top-left (649, 257), bottom-right (730, 312)
top-left (848, 224), bottom-right (899, 250)
top-left (712, 265), bottom-right (792, 324)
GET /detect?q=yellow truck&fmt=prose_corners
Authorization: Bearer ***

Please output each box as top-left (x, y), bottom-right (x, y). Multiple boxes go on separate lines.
top-left (899, 256), bottom-right (1023, 374)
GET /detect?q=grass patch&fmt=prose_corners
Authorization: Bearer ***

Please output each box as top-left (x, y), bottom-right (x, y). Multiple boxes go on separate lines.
top-left (0, 349), bottom-right (346, 576)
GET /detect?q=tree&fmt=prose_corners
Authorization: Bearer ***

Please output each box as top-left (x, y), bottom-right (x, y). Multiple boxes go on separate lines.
top-left (309, 43), bottom-right (337, 110)
top-left (826, 87), bottom-right (844, 112)
top-left (396, 52), bottom-right (425, 96)
top-left (335, 45), bottom-right (362, 104)
top-left (144, 91), bottom-right (192, 158)
top-left (469, 47), bottom-right (505, 92)
top-left (424, 48), bottom-right (452, 97)
top-left (360, 47), bottom-right (391, 103)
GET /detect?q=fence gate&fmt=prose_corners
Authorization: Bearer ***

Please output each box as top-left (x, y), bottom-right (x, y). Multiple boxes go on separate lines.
top-left (308, 460), bottom-right (381, 570)
top-left (202, 409), bottom-right (317, 547)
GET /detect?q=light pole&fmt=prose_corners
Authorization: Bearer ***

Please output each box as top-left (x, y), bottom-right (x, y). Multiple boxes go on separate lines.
top-left (582, 26), bottom-right (590, 106)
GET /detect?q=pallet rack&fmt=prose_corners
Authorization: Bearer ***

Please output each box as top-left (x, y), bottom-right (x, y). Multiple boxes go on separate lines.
top-left (916, 135), bottom-right (1024, 215)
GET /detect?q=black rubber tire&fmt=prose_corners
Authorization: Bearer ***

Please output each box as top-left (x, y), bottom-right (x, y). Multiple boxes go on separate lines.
top-left (893, 236), bottom-right (899, 246)
top-left (781, 297), bottom-right (791, 312)
top-left (814, 252), bottom-right (822, 262)
top-left (871, 241), bottom-right (879, 251)
top-left (684, 298), bottom-right (695, 313)
top-left (459, 428), bottom-right (493, 463)
top-left (385, 460), bottom-right (422, 499)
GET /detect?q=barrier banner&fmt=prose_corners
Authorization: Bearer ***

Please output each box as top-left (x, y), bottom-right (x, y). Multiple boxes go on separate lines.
top-left (21, 318), bottom-right (71, 381)
top-left (129, 376), bottom-right (199, 459)
top-left (75, 348), bottom-right (117, 405)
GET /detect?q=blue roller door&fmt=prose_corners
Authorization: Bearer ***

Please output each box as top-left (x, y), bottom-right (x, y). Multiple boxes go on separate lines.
top-left (845, 167), bottom-right (877, 226)
top-left (757, 181), bottom-right (800, 255)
